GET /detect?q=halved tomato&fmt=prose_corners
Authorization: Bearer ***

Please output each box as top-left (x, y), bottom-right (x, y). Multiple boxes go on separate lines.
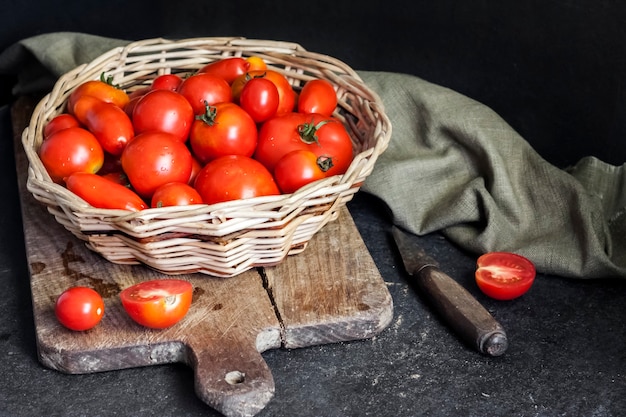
top-left (119, 279), bottom-right (193, 329)
top-left (475, 252), bottom-right (536, 300)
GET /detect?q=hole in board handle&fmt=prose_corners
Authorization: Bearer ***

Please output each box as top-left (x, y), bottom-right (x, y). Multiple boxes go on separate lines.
top-left (225, 370), bottom-right (246, 385)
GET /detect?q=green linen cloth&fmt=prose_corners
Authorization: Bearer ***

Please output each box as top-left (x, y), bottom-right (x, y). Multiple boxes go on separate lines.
top-left (2, 32), bottom-right (625, 279)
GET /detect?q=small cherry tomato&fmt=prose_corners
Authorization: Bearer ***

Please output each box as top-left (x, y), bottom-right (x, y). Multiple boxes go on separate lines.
top-left (66, 172), bottom-right (148, 211)
top-left (39, 126), bottom-right (104, 183)
top-left (151, 182), bottom-right (203, 208)
top-left (297, 79), bottom-right (338, 117)
top-left (177, 73), bottom-right (232, 114)
top-left (121, 131), bottom-right (193, 198)
top-left (274, 150), bottom-right (332, 194)
top-left (194, 155), bottom-right (280, 205)
top-left (475, 252), bottom-right (536, 300)
top-left (43, 113), bottom-right (81, 139)
top-left (151, 73), bottom-right (183, 91)
top-left (246, 56), bottom-right (267, 72)
top-left (55, 287), bottom-right (105, 331)
top-left (120, 279), bottom-right (193, 329)
top-left (239, 77), bottom-right (280, 123)
top-left (132, 89), bottom-right (194, 142)
top-left (196, 57), bottom-right (250, 84)
top-left (231, 70), bottom-right (296, 115)
top-left (189, 102), bottom-right (258, 164)
top-left (67, 78), bottom-right (129, 116)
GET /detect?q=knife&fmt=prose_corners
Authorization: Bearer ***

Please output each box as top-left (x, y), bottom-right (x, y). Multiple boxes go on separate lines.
top-left (391, 225), bottom-right (508, 356)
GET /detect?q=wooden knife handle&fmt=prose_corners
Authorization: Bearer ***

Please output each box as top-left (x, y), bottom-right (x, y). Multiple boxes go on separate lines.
top-left (416, 266), bottom-right (508, 356)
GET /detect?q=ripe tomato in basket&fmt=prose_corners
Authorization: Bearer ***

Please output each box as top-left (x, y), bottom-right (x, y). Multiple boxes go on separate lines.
top-left (177, 73), bottom-right (233, 115)
top-left (189, 102), bottom-right (258, 164)
top-left (151, 182), bottom-right (203, 208)
top-left (196, 57), bottom-right (250, 84)
top-left (274, 149), bottom-right (331, 194)
top-left (231, 70), bottom-right (296, 116)
top-left (132, 89), bottom-right (194, 142)
top-left (297, 79), bottom-right (338, 117)
top-left (120, 279), bottom-right (193, 329)
top-left (72, 95), bottom-right (135, 156)
top-left (43, 113), bottom-right (80, 138)
top-left (39, 126), bottom-right (104, 183)
top-left (239, 77), bottom-right (280, 123)
top-left (255, 112), bottom-right (354, 177)
top-left (67, 78), bottom-right (130, 115)
top-left (194, 155), bottom-right (280, 205)
top-left (121, 131), bottom-right (193, 198)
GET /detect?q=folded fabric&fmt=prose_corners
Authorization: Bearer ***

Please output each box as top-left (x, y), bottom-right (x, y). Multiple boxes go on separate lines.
top-left (2, 32), bottom-right (625, 279)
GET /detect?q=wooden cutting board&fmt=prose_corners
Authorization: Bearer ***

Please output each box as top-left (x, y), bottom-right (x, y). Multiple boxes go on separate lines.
top-left (11, 97), bottom-right (394, 417)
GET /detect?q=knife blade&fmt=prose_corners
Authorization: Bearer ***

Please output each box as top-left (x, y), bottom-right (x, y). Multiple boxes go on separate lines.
top-left (391, 225), bottom-right (508, 356)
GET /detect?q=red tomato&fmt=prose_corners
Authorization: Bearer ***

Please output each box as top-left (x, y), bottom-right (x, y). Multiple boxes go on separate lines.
top-left (189, 102), bottom-right (258, 164)
top-left (239, 77), bottom-right (279, 123)
top-left (55, 287), bottom-right (104, 331)
top-left (196, 57), bottom-right (250, 84)
top-left (39, 126), bottom-right (104, 183)
top-left (67, 78), bottom-right (129, 116)
top-left (255, 112), bottom-right (354, 176)
top-left (231, 70), bottom-right (296, 115)
top-left (121, 131), bottom-right (193, 198)
top-left (119, 279), bottom-right (193, 329)
top-left (73, 95), bottom-right (135, 156)
top-left (297, 79), bottom-right (338, 117)
top-left (43, 113), bottom-right (80, 138)
top-left (274, 150), bottom-right (332, 193)
top-left (194, 155), bottom-right (280, 205)
top-left (132, 89), bottom-right (194, 142)
top-left (151, 182), bottom-right (203, 208)
top-left (475, 252), bottom-right (536, 300)
top-left (66, 172), bottom-right (148, 211)
top-left (177, 73), bottom-right (232, 114)
top-left (151, 73), bottom-right (183, 91)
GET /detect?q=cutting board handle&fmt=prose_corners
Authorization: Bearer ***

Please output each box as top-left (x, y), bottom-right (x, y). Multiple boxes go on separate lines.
top-left (187, 337), bottom-right (275, 417)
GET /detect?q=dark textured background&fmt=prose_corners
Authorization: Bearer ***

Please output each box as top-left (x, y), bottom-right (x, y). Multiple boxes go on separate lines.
top-left (2, 0), bottom-right (626, 168)
top-left (1, 1), bottom-right (625, 416)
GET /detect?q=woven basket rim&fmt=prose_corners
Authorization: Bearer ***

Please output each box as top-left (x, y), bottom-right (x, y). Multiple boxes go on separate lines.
top-left (23, 36), bottom-right (392, 223)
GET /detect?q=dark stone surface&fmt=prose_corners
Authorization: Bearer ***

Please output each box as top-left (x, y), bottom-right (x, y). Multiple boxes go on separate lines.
top-left (1, 1), bottom-right (626, 415)
top-left (1, 104), bottom-right (625, 415)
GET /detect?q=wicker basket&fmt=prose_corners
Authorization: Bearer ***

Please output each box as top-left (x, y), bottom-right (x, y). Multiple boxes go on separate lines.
top-left (22, 37), bottom-right (392, 277)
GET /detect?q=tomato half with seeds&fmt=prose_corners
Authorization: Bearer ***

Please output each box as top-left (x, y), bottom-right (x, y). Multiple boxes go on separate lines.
top-left (55, 287), bottom-right (105, 331)
top-left (120, 279), bottom-right (193, 329)
top-left (475, 252), bottom-right (536, 300)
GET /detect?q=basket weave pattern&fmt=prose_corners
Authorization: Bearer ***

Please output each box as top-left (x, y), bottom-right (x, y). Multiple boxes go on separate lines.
top-left (22, 37), bottom-right (392, 277)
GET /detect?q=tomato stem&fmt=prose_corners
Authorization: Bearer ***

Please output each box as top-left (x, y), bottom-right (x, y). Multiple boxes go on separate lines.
top-left (196, 101), bottom-right (218, 126)
top-left (100, 72), bottom-right (120, 89)
top-left (316, 155), bottom-right (334, 173)
top-left (297, 119), bottom-right (332, 145)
